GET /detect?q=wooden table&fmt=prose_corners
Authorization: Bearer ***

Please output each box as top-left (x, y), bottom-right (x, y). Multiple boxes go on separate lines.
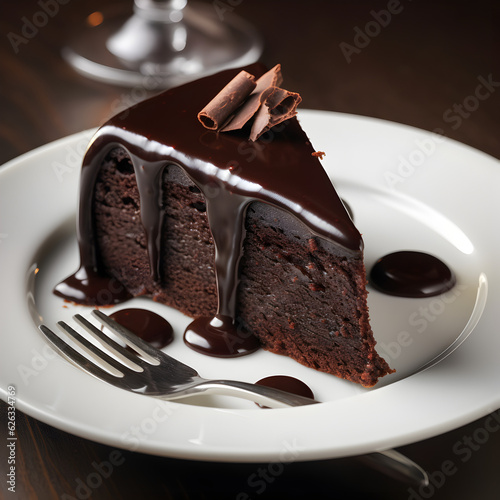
top-left (1, 1), bottom-right (499, 498)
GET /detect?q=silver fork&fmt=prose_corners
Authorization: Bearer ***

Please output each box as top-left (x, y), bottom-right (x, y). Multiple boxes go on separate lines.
top-left (39, 309), bottom-right (318, 408)
top-left (39, 309), bottom-right (429, 486)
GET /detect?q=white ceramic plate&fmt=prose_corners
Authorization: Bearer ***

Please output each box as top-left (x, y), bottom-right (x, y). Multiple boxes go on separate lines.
top-left (1, 110), bottom-right (499, 462)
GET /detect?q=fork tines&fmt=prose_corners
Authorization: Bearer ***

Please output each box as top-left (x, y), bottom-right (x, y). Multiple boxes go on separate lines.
top-left (39, 322), bottom-right (126, 380)
top-left (91, 310), bottom-right (160, 365)
top-left (39, 310), bottom-right (161, 381)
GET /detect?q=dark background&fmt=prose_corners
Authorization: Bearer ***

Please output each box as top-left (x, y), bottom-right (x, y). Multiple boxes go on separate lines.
top-left (1, 0), bottom-right (499, 498)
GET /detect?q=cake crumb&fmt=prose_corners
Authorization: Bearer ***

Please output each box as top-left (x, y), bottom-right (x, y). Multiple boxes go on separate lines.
top-left (312, 151), bottom-right (326, 160)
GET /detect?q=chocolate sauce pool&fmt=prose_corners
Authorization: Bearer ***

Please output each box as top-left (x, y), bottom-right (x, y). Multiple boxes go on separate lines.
top-left (370, 251), bottom-right (456, 298)
top-left (54, 266), bottom-right (131, 306)
top-left (109, 308), bottom-right (173, 349)
top-left (54, 63), bottom-right (361, 358)
top-left (183, 314), bottom-right (260, 357)
top-left (255, 375), bottom-right (314, 408)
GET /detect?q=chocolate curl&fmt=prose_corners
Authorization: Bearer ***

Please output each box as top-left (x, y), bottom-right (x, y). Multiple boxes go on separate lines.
top-left (249, 87), bottom-right (302, 141)
top-left (221, 64), bottom-right (283, 132)
top-left (197, 71), bottom-right (256, 130)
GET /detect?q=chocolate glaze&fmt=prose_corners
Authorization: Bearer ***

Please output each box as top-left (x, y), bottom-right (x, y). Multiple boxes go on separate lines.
top-left (341, 199), bottom-right (354, 221)
top-left (370, 251), bottom-right (456, 298)
top-left (109, 308), bottom-right (173, 349)
top-left (255, 375), bottom-right (314, 408)
top-left (54, 63), bottom-right (362, 357)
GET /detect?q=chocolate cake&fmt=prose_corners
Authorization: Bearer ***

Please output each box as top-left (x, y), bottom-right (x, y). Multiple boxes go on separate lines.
top-left (55, 63), bottom-right (393, 387)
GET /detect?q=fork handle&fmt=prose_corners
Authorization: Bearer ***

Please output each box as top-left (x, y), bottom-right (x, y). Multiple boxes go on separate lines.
top-left (174, 379), bottom-right (320, 408)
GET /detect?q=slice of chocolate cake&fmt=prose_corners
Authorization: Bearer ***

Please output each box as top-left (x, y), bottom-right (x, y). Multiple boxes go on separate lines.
top-left (55, 63), bottom-right (393, 387)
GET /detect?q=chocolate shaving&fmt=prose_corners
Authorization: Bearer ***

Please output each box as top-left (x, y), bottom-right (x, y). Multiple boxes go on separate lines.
top-left (249, 86), bottom-right (301, 141)
top-left (221, 64), bottom-right (283, 132)
top-left (197, 71), bottom-right (256, 130)
top-left (198, 64), bottom-right (301, 141)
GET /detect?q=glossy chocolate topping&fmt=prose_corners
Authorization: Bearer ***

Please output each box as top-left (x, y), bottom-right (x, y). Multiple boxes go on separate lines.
top-left (370, 251), bottom-right (456, 298)
top-left (55, 63), bottom-right (362, 355)
top-left (109, 308), bottom-right (173, 349)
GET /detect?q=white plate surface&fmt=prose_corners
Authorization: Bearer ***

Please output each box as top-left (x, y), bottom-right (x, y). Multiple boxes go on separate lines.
top-left (1, 110), bottom-right (499, 462)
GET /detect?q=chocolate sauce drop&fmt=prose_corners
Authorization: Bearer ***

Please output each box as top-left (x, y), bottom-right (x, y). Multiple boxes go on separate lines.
top-left (53, 266), bottom-right (131, 306)
top-left (183, 314), bottom-right (260, 357)
top-left (370, 251), bottom-right (456, 298)
top-left (134, 158), bottom-right (166, 281)
top-left (255, 375), bottom-right (314, 408)
top-left (183, 187), bottom-right (261, 357)
top-left (109, 308), bottom-right (173, 349)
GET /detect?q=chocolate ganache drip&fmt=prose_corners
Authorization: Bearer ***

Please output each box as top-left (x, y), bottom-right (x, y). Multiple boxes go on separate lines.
top-left (54, 63), bottom-right (362, 357)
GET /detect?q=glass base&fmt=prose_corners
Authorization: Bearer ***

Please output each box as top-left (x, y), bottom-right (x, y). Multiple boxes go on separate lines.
top-left (62, 2), bottom-right (263, 88)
